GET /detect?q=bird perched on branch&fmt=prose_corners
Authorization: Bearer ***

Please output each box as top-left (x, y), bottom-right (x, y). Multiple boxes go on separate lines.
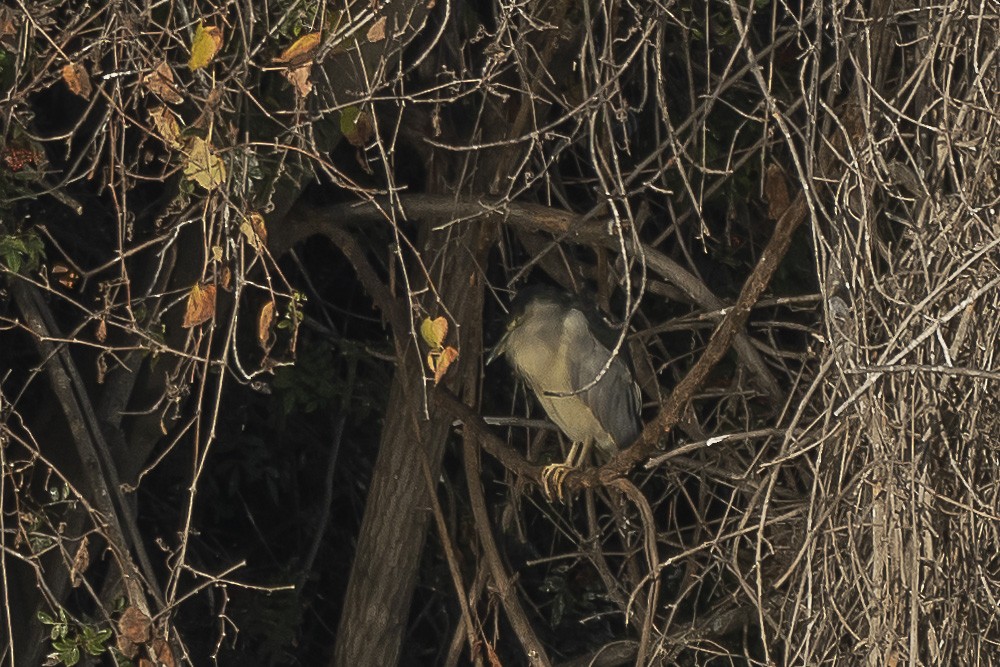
top-left (488, 285), bottom-right (642, 500)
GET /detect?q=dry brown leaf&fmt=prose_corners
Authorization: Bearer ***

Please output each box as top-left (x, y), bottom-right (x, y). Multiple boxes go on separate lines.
top-left (283, 65), bottom-right (313, 98)
top-left (432, 346), bottom-right (459, 385)
top-left (351, 111), bottom-right (373, 147)
top-left (182, 283), bottom-right (216, 328)
top-left (96, 319), bottom-right (107, 343)
top-left (69, 536), bottom-right (89, 587)
top-left (484, 637), bottom-right (502, 667)
top-left (764, 163), bottom-right (791, 221)
top-left (0, 7), bottom-right (18, 40)
top-left (149, 106), bottom-right (182, 148)
top-left (189, 23), bottom-right (223, 71)
top-left (61, 62), bottom-right (92, 99)
top-left (116, 634), bottom-right (139, 659)
top-left (118, 606), bottom-right (152, 644)
top-left (144, 62), bottom-right (183, 104)
top-left (367, 16), bottom-right (386, 42)
top-left (275, 31), bottom-right (321, 67)
top-left (151, 638), bottom-right (177, 667)
top-left (248, 212), bottom-right (268, 247)
top-left (340, 106), bottom-right (373, 147)
top-left (258, 302), bottom-right (275, 350)
top-left (52, 262), bottom-right (79, 289)
top-left (420, 316), bottom-right (448, 348)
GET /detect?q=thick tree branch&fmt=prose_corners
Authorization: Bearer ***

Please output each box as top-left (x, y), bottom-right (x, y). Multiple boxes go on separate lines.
top-left (279, 194), bottom-right (783, 403)
top-left (12, 281), bottom-right (163, 605)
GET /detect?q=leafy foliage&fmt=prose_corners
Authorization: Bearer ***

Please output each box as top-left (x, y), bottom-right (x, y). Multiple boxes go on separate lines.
top-left (38, 610), bottom-right (113, 667)
top-left (0, 229), bottom-right (44, 273)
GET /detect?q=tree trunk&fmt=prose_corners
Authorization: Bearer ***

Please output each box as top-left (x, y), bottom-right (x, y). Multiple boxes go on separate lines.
top-left (332, 222), bottom-right (492, 666)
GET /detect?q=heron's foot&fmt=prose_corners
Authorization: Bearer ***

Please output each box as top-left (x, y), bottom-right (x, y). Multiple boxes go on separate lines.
top-left (542, 440), bottom-right (592, 502)
top-left (541, 463), bottom-right (576, 502)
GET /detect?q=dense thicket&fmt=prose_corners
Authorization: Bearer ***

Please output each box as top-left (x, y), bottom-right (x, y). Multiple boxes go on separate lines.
top-left (0, 0), bottom-right (997, 665)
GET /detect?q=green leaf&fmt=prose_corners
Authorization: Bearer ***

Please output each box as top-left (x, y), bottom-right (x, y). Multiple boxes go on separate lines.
top-left (52, 637), bottom-right (74, 651)
top-left (340, 106), bottom-right (360, 136)
top-left (0, 230), bottom-right (44, 273)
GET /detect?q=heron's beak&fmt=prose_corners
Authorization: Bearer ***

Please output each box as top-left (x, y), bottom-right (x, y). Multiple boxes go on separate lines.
top-left (485, 329), bottom-right (511, 365)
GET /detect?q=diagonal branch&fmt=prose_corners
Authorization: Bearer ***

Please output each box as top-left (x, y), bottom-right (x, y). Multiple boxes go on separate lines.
top-left (575, 104), bottom-right (866, 489)
top-left (11, 280), bottom-right (165, 610)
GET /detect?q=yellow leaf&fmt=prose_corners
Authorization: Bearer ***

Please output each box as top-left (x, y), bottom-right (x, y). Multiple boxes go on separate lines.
top-left (239, 221), bottom-right (258, 250)
top-left (275, 31), bottom-right (321, 67)
top-left (183, 136), bottom-right (226, 190)
top-left (240, 212), bottom-right (268, 251)
top-left (433, 346), bottom-right (459, 385)
top-left (211, 245), bottom-right (223, 262)
top-left (258, 302), bottom-right (275, 350)
top-left (61, 62), bottom-right (92, 99)
top-left (420, 316), bottom-right (448, 348)
top-left (182, 284), bottom-right (217, 328)
top-left (367, 16), bottom-right (386, 42)
top-left (144, 61), bottom-right (183, 104)
top-left (189, 23), bottom-right (223, 71)
top-left (149, 106), bottom-right (182, 147)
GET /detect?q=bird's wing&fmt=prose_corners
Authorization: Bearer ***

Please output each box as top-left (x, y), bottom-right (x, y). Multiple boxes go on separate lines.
top-left (564, 309), bottom-right (642, 447)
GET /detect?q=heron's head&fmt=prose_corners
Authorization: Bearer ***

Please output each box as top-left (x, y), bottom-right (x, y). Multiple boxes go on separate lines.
top-left (486, 286), bottom-right (572, 365)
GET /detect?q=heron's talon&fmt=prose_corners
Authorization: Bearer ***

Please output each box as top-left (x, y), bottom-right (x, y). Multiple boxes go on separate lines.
top-left (541, 463), bottom-right (574, 502)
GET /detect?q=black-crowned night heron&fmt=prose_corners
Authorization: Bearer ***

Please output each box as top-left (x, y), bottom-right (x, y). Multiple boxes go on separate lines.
top-left (488, 286), bottom-right (642, 500)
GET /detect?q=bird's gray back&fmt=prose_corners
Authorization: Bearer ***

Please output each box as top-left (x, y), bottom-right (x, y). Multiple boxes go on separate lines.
top-left (504, 302), bottom-right (641, 454)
